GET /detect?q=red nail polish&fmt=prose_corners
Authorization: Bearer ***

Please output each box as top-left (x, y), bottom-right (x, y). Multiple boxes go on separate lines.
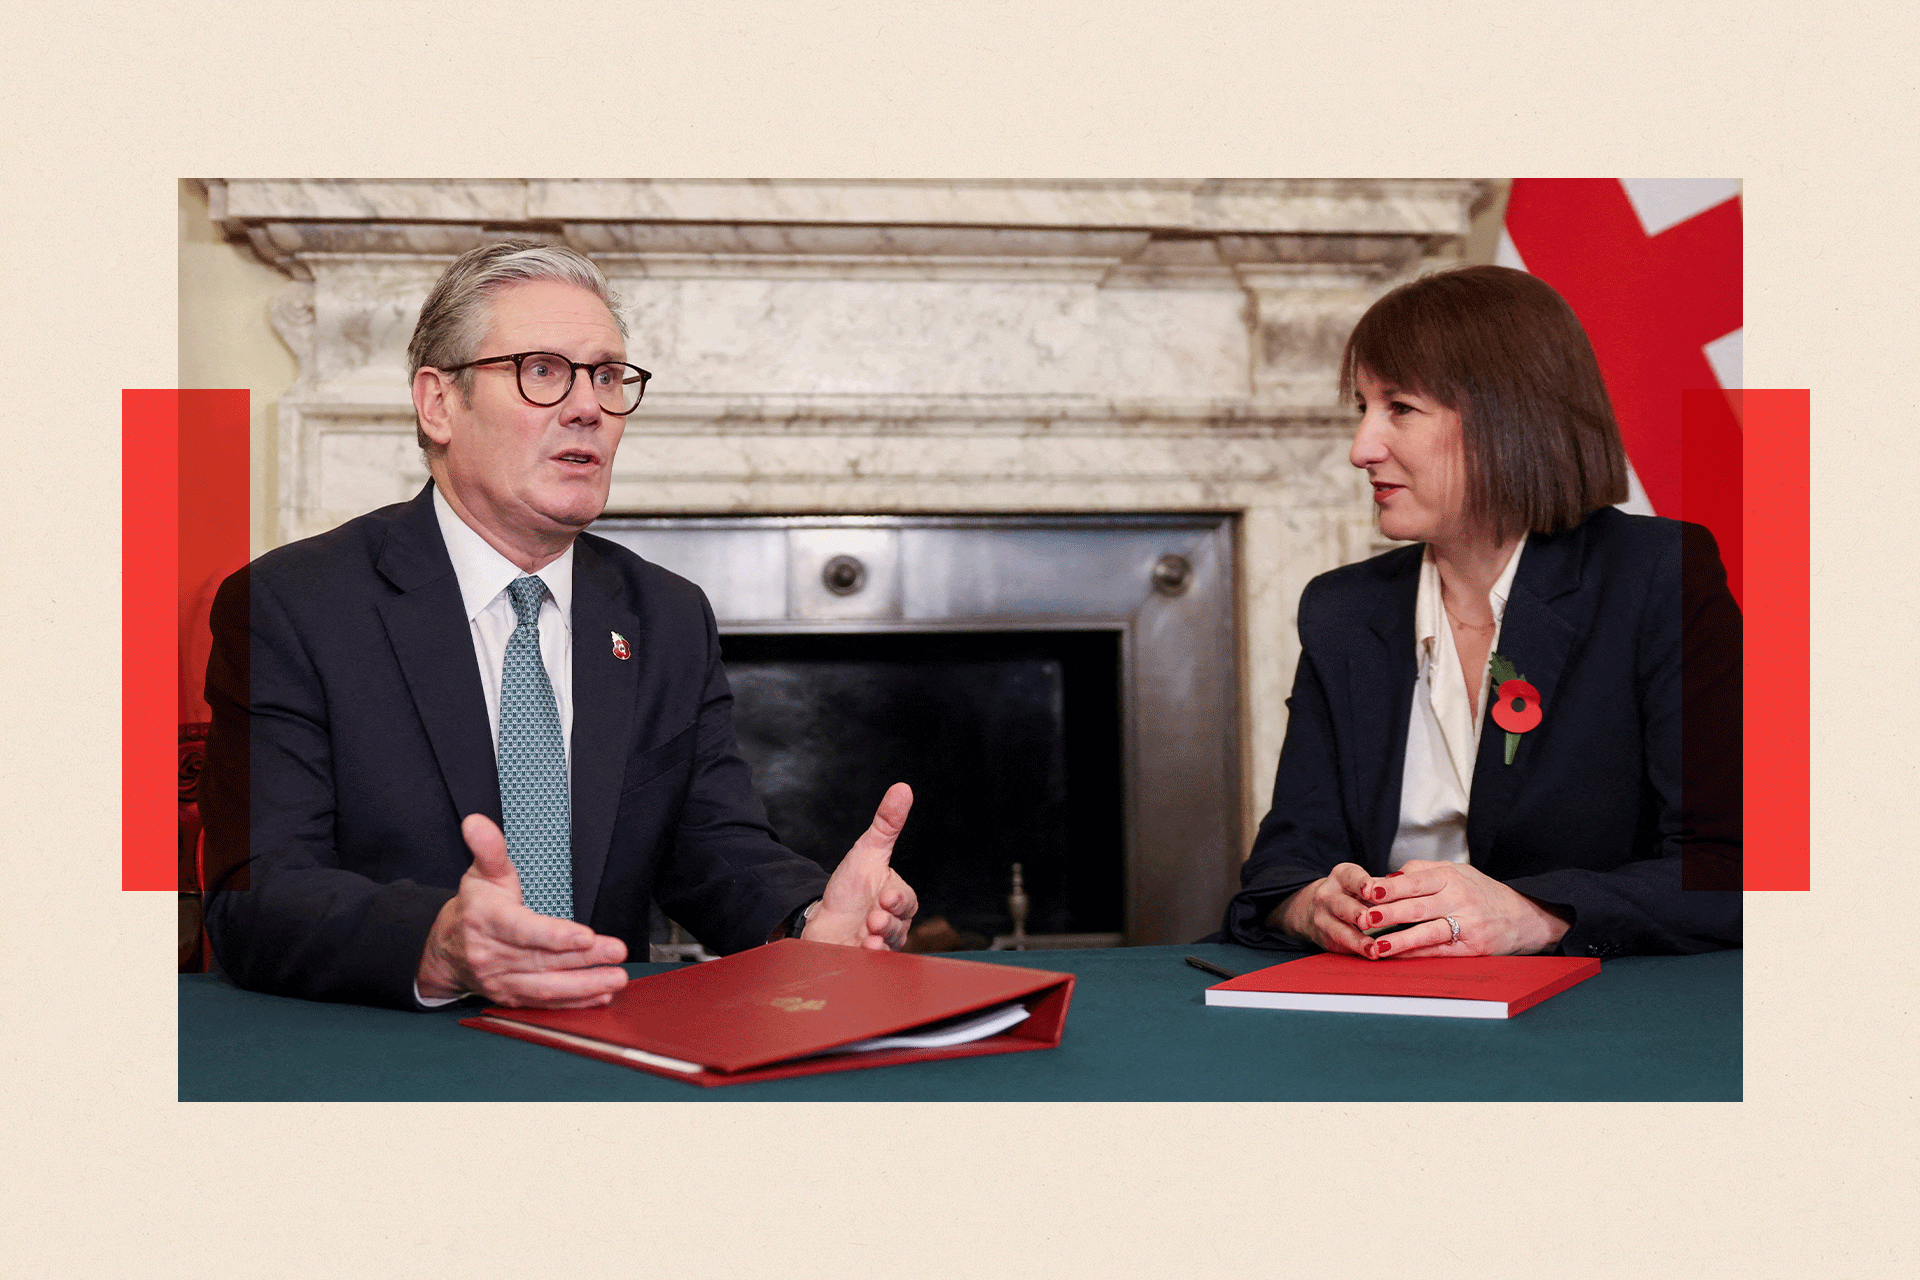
top-left (1369, 910), bottom-right (1383, 925)
top-left (1376, 940), bottom-right (1391, 954)
top-left (1372, 886), bottom-right (1386, 901)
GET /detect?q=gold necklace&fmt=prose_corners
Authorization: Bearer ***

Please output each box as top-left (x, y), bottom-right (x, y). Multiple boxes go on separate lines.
top-left (1441, 596), bottom-right (1496, 632)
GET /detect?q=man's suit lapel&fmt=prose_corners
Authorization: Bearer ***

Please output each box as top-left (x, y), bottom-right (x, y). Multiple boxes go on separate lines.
top-left (1466, 521), bottom-right (1593, 863)
top-left (1350, 557), bottom-right (1421, 870)
top-left (373, 486), bottom-right (500, 826)
top-left (568, 537), bottom-right (644, 925)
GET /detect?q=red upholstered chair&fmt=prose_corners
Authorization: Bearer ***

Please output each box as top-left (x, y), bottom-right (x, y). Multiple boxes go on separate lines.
top-left (178, 560), bottom-right (240, 974)
top-left (179, 722), bottom-right (211, 972)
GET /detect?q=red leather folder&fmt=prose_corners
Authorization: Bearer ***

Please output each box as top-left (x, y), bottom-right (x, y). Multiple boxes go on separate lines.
top-left (1205, 953), bottom-right (1601, 1019)
top-left (462, 939), bottom-right (1075, 1086)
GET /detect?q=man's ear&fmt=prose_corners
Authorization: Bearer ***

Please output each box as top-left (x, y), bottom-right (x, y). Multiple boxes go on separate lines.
top-left (413, 366), bottom-right (459, 450)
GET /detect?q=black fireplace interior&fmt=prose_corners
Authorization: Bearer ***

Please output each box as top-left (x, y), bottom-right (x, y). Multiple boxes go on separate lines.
top-left (717, 629), bottom-right (1124, 946)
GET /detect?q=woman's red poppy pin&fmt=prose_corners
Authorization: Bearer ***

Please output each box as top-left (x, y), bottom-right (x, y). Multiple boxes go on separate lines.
top-left (1487, 652), bottom-right (1540, 764)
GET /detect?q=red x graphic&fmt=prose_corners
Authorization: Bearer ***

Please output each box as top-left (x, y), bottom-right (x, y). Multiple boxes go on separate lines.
top-left (1505, 179), bottom-right (1743, 604)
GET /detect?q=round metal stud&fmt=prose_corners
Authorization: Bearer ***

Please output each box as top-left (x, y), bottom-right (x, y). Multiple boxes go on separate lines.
top-left (822, 554), bottom-right (867, 596)
top-left (1151, 553), bottom-right (1192, 596)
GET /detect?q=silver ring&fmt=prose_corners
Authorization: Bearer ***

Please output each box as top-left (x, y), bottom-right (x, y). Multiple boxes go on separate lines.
top-left (1445, 915), bottom-right (1461, 944)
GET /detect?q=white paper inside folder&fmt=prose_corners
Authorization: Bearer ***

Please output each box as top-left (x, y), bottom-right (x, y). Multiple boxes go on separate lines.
top-left (828, 1001), bottom-right (1033, 1053)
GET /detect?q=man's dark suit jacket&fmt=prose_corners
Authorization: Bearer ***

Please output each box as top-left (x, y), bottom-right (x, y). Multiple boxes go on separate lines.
top-left (201, 484), bottom-right (829, 1009)
top-left (1223, 507), bottom-right (1742, 958)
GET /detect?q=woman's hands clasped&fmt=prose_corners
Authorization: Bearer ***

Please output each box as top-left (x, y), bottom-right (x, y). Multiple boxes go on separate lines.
top-left (1272, 863), bottom-right (1377, 956)
top-left (1273, 860), bottom-right (1572, 959)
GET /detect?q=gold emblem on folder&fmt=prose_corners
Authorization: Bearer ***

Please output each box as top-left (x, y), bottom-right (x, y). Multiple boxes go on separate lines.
top-left (770, 996), bottom-right (826, 1012)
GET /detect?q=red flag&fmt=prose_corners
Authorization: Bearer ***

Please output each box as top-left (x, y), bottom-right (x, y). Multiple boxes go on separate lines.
top-left (1500, 179), bottom-right (1743, 605)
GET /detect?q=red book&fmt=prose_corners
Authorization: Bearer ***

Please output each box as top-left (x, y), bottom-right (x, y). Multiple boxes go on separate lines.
top-left (1205, 953), bottom-right (1601, 1019)
top-left (463, 939), bottom-right (1075, 1086)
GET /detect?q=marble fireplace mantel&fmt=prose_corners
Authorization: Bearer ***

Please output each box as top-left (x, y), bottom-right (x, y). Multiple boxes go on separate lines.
top-left (203, 177), bottom-right (1493, 843)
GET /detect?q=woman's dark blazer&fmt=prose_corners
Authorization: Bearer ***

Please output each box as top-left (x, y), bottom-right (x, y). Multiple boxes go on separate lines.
top-left (1223, 507), bottom-right (1742, 957)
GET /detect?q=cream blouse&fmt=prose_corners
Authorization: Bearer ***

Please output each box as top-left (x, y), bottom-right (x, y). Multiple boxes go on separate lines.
top-left (1387, 541), bottom-right (1526, 871)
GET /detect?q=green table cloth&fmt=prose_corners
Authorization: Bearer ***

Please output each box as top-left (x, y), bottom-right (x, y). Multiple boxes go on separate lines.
top-left (178, 943), bottom-right (1739, 1101)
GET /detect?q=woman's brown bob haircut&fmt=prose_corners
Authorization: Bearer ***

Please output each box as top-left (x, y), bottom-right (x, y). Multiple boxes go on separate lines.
top-left (1339, 264), bottom-right (1628, 543)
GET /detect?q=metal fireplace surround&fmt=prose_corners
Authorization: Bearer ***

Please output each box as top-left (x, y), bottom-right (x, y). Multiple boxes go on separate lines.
top-left (592, 513), bottom-right (1236, 946)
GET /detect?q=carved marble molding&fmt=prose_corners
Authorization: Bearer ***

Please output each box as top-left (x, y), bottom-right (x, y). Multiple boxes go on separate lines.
top-left (210, 178), bottom-right (1486, 255)
top-left (201, 178), bottom-right (1489, 535)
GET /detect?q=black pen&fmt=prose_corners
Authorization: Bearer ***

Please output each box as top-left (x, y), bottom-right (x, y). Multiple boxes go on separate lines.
top-left (1184, 954), bottom-right (1242, 981)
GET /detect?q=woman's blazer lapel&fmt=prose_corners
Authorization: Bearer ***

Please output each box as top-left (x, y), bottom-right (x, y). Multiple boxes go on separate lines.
top-left (1345, 552), bottom-right (1421, 872)
top-left (1465, 520), bottom-right (1598, 867)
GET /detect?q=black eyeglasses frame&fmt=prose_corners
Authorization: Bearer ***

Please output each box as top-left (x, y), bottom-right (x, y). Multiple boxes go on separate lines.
top-left (440, 351), bottom-right (652, 414)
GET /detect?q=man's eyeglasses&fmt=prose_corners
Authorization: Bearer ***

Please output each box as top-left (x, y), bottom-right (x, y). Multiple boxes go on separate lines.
top-left (442, 351), bottom-right (652, 415)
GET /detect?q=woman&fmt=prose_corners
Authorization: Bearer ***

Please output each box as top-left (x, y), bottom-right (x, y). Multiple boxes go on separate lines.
top-left (1222, 265), bottom-right (1741, 959)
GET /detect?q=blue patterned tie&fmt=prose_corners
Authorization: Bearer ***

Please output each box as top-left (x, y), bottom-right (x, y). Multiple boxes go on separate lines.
top-left (498, 574), bottom-right (572, 918)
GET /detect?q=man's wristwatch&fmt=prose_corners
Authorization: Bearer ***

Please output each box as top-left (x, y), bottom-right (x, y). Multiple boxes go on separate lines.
top-left (774, 899), bottom-right (819, 942)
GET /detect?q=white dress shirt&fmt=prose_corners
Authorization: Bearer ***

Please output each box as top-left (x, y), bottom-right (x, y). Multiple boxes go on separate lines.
top-left (1387, 540), bottom-right (1526, 871)
top-left (431, 486), bottom-right (574, 764)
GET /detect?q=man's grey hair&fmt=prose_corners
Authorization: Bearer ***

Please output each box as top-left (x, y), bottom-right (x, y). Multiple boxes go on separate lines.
top-left (407, 239), bottom-right (628, 453)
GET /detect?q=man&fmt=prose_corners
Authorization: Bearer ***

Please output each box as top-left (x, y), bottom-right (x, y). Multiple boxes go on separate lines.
top-left (202, 240), bottom-right (917, 1011)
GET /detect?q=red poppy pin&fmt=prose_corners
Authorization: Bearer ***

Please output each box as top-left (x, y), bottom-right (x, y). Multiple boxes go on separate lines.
top-left (610, 631), bottom-right (631, 661)
top-left (1487, 652), bottom-right (1540, 765)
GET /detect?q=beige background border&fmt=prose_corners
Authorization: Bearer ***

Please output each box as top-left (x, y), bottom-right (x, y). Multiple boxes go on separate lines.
top-left (2, 1), bottom-right (1908, 1275)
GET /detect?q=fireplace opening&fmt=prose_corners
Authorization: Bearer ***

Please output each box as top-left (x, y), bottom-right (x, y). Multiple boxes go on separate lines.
top-left (719, 629), bottom-right (1124, 950)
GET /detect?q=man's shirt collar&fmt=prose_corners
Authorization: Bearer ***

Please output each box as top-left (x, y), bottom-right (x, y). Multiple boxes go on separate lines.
top-left (432, 484), bottom-right (574, 627)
